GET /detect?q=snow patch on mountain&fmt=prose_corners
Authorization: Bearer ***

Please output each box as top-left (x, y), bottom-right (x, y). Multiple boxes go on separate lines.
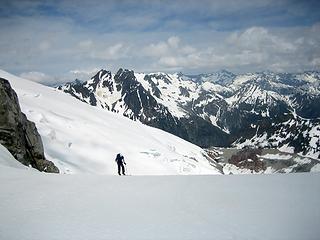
top-left (260, 153), bottom-right (292, 160)
top-left (0, 69), bottom-right (221, 175)
top-left (0, 144), bottom-right (28, 170)
top-left (137, 72), bottom-right (199, 118)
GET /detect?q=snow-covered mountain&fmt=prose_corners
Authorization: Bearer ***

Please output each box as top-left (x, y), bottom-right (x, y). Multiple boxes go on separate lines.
top-left (58, 69), bottom-right (320, 160)
top-left (0, 69), bottom-right (221, 175)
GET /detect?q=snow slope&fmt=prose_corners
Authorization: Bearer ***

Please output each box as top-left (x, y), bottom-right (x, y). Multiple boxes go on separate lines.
top-left (0, 144), bottom-right (27, 170)
top-left (0, 69), bottom-right (220, 175)
top-left (0, 164), bottom-right (319, 240)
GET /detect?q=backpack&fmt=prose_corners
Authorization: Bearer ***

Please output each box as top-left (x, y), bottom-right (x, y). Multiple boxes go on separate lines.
top-left (116, 153), bottom-right (124, 163)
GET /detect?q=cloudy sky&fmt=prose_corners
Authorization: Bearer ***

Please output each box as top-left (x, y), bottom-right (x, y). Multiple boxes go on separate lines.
top-left (0, 0), bottom-right (320, 85)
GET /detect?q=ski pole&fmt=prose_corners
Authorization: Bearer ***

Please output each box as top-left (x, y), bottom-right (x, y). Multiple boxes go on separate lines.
top-left (125, 164), bottom-right (129, 175)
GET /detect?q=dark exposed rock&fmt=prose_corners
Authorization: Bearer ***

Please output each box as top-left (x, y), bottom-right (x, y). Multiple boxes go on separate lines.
top-left (293, 93), bottom-right (320, 119)
top-left (228, 148), bottom-right (266, 172)
top-left (0, 78), bottom-right (59, 173)
top-left (58, 79), bottom-right (95, 105)
top-left (179, 86), bottom-right (190, 97)
top-left (180, 116), bottom-right (229, 147)
top-left (144, 75), bottom-right (162, 98)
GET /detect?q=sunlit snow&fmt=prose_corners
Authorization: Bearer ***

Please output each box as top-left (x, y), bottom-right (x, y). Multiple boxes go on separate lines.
top-left (0, 69), bottom-right (220, 175)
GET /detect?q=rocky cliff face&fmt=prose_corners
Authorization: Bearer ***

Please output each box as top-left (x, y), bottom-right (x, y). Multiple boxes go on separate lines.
top-left (0, 78), bottom-right (59, 173)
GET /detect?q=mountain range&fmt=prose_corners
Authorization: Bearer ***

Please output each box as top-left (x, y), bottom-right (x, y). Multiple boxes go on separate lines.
top-left (58, 69), bottom-right (320, 160)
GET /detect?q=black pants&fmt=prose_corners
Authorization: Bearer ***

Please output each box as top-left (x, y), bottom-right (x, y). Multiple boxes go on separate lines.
top-left (117, 163), bottom-right (125, 175)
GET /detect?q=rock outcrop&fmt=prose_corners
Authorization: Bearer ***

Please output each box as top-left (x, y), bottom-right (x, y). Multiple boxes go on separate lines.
top-left (0, 78), bottom-right (59, 173)
top-left (228, 148), bottom-right (266, 173)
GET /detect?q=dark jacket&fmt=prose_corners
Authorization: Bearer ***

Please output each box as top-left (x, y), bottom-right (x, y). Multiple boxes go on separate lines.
top-left (115, 153), bottom-right (125, 165)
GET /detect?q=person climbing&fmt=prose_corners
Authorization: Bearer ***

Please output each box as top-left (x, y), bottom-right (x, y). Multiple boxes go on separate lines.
top-left (115, 153), bottom-right (126, 175)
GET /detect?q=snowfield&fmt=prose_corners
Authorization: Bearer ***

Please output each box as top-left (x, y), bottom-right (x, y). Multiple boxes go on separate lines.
top-left (0, 161), bottom-right (319, 240)
top-left (0, 69), bottom-right (220, 175)
top-left (0, 144), bottom-right (28, 170)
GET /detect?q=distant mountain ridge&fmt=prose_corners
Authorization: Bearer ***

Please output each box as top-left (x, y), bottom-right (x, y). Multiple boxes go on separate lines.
top-left (58, 69), bottom-right (320, 159)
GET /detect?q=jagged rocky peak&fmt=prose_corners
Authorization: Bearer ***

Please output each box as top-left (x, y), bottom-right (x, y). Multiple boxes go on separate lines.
top-left (147, 72), bottom-right (173, 84)
top-left (114, 68), bottom-right (140, 93)
top-left (300, 70), bottom-right (320, 80)
top-left (87, 69), bottom-right (112, 91)
top-left (177, 72), bottom-right (184, 78)
top-left (67, 78), bottom-right (82, 86)
top-left (143, 74), bottom-right (162, 98)
top-left (92, 69), bottom-right (112, 81)
top-left (209, 69), bottom-right (236, 85)
top-left (114, 68), bottom-right (136, 82)
top-left (233, 71), bottom-right (318, 89)
top-left (183, 69), bottom-right (236, 86)
top-left (0, 78), bottom-right (59, 173)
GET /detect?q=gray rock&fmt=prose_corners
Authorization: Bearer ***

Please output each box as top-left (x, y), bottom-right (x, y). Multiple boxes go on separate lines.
top-left (0, 78), bottom-right (59, 173)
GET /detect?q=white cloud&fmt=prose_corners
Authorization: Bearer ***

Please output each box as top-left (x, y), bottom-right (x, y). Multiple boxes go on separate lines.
top-left (167, 36), bottom-right (180, 48)
top-left (69, 67), bottom-right (101, 81)
top-left (140, 25), bottom-right (320, 73)
top-left (0, 11), bottom-right (319, 78)
top-left (181, 45), bottom-right (196, 54)
top-left (143, 42), bottom-right (170, 57)
top-left (311, 58), bottom-right (320, 67)
top-left (89, 43), bottom-right (129, 60)
top-left (70, 67), bottom-right (100, 75)
top-left (143, 36), bottom-right (195, 66)
top-left (228, 27), bottom-right (296, 53)
top-left (38, 41), bottom-right (51, 51)
top-left (108, 44), bottom-right (125, 57)
top-left (159, 56), bottom-right (179, 68)
top-left (20, 71), bottom-right (55, 85)
top-left (78, 40), bottom-right (93, 49)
